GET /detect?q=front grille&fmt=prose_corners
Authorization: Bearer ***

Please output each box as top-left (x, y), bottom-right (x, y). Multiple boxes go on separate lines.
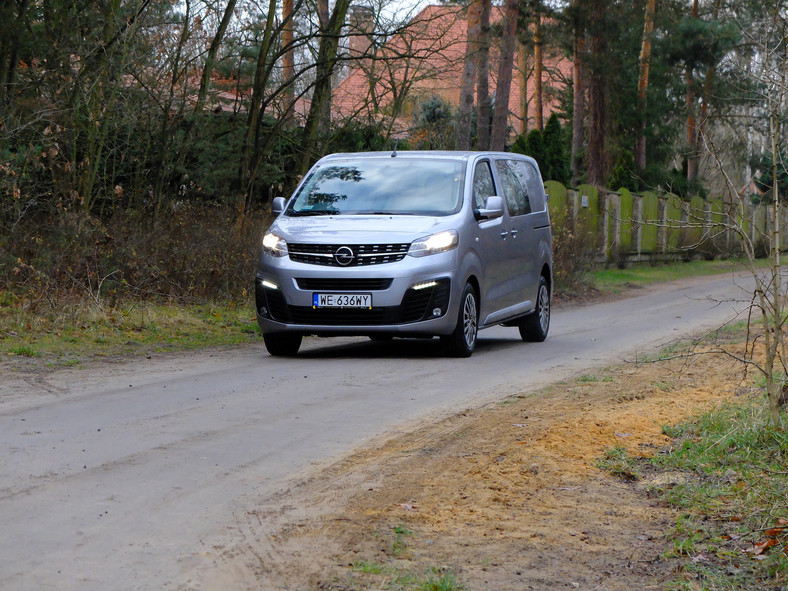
top-left (296, 278), bottom-right (393, 291)
top-left (289, 243), bottom-right (410, 267)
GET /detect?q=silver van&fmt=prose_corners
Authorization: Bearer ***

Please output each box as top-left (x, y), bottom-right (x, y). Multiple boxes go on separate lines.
top-left (255, 150), bottom-right (552, 357)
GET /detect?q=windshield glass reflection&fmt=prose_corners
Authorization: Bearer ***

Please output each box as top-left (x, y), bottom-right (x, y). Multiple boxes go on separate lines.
top-left (288, 159), bottom-right (465, 216)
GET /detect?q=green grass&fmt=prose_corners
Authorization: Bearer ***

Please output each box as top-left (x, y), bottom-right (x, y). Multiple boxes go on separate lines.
top-left (591, 258), bottom-right (766, 295)
top-left (1, 296), bottom-right (261, 365)
top-left (353, 560), bottom-right (386, 574)
top-left (420, 571), bottom-right (465, 591)
top-left (348, 560), bottom-right (465, 591)
top-left (596, 445), bottom-right (641, 481)
top-left (345, 527), bottom-right (464, 590)
top-left (391, 524), bottom-right (414, 557)
top-left (648, 398), bottom-right (788, 590)
top-left (10, 344), bottom-right (39, 357)
top-left (577, 373), bottom-right (614, 383)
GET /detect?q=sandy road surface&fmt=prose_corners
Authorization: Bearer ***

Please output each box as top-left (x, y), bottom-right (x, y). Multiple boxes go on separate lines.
top-left (0, 272), bottom-right (754, 590)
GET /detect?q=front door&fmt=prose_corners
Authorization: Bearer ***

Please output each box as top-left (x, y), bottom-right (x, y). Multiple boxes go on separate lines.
top-left (471, 159), bottom-right (513, 320)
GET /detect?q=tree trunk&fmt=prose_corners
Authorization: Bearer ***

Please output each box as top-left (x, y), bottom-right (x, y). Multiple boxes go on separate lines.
top-left (686, 0), bottom-right (700, 182)
top-left (0, 0), bottom-right (29, 99)
top-left (152, 0), bottom-right (191, 218)
top-left (698, 0), bottom-right (722, 178)
top-left (490, 0), bottom-right (519, 150)
top-left (297, 0), bottom-right (351, 176)
top-left (282, 0), bottom-right (295, 117)
top-left (518, 40), bottom-right (528, 136)
top-left (533, 16), bottom-right (544, 131)
top-left (635, 0), bottom-right (657, 171)
top-left (587, 0), bottom-right (607, 186)
top-left (317, 0), bottom-right (331, 134)
top-left (195, 0), bottom-right (238, 115)
top-left (570, 1), bottom-right (585, 185)
top-left (457, 0), bottom-right (482, 150)
top-left (241, 0), bottom-right (279, 200)
top-left (476, 0), bottom-right (492, 150)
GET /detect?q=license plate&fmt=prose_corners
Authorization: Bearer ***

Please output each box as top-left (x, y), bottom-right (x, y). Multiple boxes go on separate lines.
top-left (313, 293), bottom-right (372, 308)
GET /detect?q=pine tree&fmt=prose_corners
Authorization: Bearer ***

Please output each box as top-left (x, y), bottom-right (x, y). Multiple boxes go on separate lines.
top-left (525, 129), bottom-right (547, 176)
top-left (542, 114), bottom-right (569, 184)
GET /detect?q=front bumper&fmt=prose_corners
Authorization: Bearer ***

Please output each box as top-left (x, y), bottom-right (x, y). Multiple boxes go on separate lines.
top-left (255, 253), bottom-right (460, 336)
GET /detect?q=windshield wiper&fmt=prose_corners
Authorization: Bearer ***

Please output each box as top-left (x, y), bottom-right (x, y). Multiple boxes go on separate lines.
top-left (289, 210), bottom-right (337, 216)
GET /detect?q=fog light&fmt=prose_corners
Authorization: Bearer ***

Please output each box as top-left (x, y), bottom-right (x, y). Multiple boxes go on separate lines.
top-left (261, 279), bottom-right (278, 290)
top-left (432, 308), bottom-right (442, 317)
top-left (260, 306), bottom-right (269, 317)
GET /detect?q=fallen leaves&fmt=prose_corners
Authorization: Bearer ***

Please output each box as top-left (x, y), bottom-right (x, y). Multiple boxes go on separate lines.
top-left (742, 518), bottom-right (788, 560)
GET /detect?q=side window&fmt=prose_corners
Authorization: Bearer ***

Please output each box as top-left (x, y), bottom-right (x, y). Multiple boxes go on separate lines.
top-left (513, 160), bottom-right (546, 213)
top-left (472, 161), bottom-right (496, 210)
top-left (495, 160), bottom-right (529, 216)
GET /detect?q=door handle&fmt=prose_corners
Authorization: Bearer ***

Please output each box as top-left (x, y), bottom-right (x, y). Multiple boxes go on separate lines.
top-left (500, 231), bottom-right (509, 239)
top-left (510, 229), bottom-right (519, 238)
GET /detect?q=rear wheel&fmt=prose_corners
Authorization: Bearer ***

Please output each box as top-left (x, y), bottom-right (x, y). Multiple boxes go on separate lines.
top-left (518, 276), bottom-right (550, 342)
top-left (442, 282), bottom-right (478, 357)
top-left (263, 333), bottom-right (302, 356)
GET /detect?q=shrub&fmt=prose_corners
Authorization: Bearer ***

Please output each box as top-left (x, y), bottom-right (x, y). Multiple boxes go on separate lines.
top-left (542, 114), bottom-right (570, 184)
top-left (550, 203), bottom-right (598, 294)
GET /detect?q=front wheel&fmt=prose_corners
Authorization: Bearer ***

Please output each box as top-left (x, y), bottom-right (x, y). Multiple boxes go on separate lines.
top-left (518, 276), bottom-right (550, 342)
top-left (263, 332), bottom-right (302, 356)
top-left (442, 282), bottom-right (478, 358)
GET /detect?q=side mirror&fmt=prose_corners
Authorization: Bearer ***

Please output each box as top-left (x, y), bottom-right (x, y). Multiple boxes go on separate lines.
top-left (475, 195), bottom-right (504, 221)
top-left (271, 196), bottom-right (286, 215)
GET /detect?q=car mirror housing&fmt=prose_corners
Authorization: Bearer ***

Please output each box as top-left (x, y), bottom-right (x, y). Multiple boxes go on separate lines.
top-left (475, 195), bottom-right (504, 221)
top-left (272, 196), bottom-right (286, 215)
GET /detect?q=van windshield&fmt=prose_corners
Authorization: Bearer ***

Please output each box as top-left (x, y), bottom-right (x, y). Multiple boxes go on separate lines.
top-left (287, 159), bottom-right (465, 216)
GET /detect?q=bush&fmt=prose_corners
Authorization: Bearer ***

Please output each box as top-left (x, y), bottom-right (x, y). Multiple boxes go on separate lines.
top-left (550, 204), bottom-right (598, 294)
top-left (1, 203), bottom-right (267, 307)
top-left (607, 149), bottom-right (640, 192)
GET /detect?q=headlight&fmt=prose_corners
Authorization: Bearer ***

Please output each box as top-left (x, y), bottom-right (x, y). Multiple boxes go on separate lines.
top-left (408, 230), bottom-right (459, 257)
top-left (261, 232), bottom-right (288, 257)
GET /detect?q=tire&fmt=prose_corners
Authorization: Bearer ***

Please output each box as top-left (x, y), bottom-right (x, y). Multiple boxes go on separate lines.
top-left (442, 282), bottom-right (478, 358)
top-left (263, 332), bottom-right (302, 356)
top-left (519, 276), bottom-right (550, 342)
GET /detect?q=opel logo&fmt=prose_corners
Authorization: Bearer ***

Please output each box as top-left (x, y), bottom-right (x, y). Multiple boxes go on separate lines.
top-left (334, 246), bottom-right (355, 266)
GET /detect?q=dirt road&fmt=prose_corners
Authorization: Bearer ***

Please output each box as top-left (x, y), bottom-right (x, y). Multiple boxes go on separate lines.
top-left (0, 273), bottom-right (755, 590)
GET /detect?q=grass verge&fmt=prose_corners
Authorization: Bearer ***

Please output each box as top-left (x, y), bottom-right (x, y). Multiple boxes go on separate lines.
top-left (1, 293), bottom-right (261, 367)
top-left (599, 396), bottom-right (788, 590)
top-left (591, 258), bottom-right (765, 295)
top-left (0, 258), bottom-right (767, 368)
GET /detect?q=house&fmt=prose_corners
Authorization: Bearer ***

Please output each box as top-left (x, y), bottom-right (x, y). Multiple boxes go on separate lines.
top-left (332, 4), bottom-right (572, 141)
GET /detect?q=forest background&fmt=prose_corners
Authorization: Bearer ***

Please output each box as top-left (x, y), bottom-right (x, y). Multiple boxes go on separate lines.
top-left (1, 0), bottom-right (787, 307)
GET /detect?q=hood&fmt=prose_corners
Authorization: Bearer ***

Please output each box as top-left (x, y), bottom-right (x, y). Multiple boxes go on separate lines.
top-left (272, 214), bottom-right (454, 244)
